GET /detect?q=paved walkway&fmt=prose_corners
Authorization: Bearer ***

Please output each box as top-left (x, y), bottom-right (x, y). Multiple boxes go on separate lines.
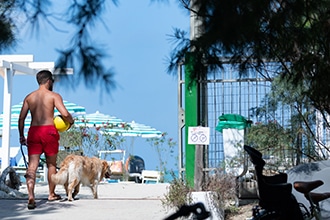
top-left (0, 182), bottom-right (175, 220)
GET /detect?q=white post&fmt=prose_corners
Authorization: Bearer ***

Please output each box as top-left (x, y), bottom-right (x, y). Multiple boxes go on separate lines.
top-left (1, 66), bottom-right (13, 170)
top-left (43, 162), bottom-right (48, 183)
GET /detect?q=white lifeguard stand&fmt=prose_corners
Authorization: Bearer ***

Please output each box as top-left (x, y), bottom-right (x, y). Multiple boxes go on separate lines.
top-left (0, 54), bottom-right (72, 171)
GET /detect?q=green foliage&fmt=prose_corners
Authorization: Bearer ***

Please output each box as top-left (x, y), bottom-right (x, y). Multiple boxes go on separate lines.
top-left (246, 121), bottom-right (295, 167)
top-left (0, 0), bottom-right (16, 51)
top-left (1, 0), bottom-right (171, 95)
top-left (248, 75), bottom-right (330, 164)
top-left (59, 117), bottom-right (128, 157)
top-left (161, 174), bottom-right (193, 210)
top-left (146, 132), bottom-right (177, 175)
top-left (1, 0), bottom-right (118, 94)
top-left (247, 121), bottom-right (293, 152)
top-left (59, 126), bottom-right (83, 150)
top-left (162, 170), bottom-right (237, 215)
top-left (169, 0), bottom-right (330, 115)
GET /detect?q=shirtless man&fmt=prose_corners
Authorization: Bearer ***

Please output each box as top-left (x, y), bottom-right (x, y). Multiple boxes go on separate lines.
top-left (18, 70), bottom-right (74, 209)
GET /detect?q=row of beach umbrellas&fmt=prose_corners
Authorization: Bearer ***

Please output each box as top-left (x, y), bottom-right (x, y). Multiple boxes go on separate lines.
top-left (0, 100), bottom-right (86, 131)
top-left (0, 101), bottom-right (162, 138)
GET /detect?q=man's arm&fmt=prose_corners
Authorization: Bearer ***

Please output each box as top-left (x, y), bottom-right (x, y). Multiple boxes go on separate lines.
top-left (18, 99), bottom-right (29, 144)
top-left (54, 94), bottom-right (74, 126)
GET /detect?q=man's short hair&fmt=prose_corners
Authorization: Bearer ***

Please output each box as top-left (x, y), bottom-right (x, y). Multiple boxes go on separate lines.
top-left (36, 70), bottom-right (53, 85)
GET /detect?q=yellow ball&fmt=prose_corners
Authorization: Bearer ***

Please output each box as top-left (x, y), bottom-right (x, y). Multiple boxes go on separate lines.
top-left (53, 115), bottom-right (70, 132)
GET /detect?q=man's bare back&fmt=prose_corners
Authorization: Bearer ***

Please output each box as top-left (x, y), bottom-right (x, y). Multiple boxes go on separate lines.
top-left (22, 88), bottom-right (72, 126)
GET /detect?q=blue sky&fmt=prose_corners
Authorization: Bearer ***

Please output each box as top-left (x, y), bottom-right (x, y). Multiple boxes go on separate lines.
top-left (0, 1), bottom-right (189, 171)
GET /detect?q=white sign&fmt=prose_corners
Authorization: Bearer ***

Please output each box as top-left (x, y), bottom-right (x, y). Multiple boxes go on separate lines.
top-left (188, 126), bottom-right (210, 145)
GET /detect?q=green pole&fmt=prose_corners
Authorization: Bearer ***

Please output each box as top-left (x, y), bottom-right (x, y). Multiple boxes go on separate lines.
top-left (185, 53), bottom-right (198, 187)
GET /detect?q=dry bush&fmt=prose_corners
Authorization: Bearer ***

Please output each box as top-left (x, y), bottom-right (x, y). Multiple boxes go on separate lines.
top-left (162, 170), bottom-right (239, 217)
top-left (161, 174), bottom-right (193, 211)
top-left (203, 170), bottom-right (238, 207)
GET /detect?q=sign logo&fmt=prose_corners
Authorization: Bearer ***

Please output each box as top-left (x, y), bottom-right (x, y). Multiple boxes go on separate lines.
top-left (188, 127), bottom-right (210, 145)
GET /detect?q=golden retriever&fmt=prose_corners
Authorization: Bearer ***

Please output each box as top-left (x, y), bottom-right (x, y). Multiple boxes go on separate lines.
top-left (51, 155), bottom-right (111, 201)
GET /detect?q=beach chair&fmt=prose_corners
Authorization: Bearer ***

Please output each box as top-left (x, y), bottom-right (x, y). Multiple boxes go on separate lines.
top-left (98, 150), bottom-right (125, 181)
top-left (141, 170), bottom-right (161, 184)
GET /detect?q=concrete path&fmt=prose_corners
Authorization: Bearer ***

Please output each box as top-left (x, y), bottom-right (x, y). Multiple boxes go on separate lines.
top-left (0, 182), bottom-right (175, 220)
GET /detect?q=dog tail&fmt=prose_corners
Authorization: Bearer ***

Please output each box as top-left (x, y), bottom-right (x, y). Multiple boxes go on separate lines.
top-left (51, 168), bottom-right (68, 185)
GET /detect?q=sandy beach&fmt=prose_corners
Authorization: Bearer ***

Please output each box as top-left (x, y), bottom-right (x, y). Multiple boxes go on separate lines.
top-left (0, 181), bottom-right (175, 220)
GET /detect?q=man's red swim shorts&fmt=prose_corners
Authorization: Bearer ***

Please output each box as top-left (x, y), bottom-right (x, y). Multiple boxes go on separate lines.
top-left (27, 125), bottom-right (60, 156)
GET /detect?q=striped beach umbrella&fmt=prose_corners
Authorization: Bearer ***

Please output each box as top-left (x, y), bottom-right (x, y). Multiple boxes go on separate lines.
top-left (56, 100), bottom-right (86, 116)
top-left (74, 111), bottom-right (124, 128)
top-left (0, 100), bottom-right (86, 135)
top-left (75, 111), bottom-right (162, 138)
top-left (107, 121), bottom-right (163, 138)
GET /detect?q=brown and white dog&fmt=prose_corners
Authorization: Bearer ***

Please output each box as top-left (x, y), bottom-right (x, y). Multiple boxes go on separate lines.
top-left (51, 154), bottom-right (111, 201)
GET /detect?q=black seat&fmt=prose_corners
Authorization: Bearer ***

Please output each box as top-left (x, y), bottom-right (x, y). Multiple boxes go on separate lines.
top-left (244, 145), bottom-right (302, 219)
top-left (244, 145), bottom-right (291, 203)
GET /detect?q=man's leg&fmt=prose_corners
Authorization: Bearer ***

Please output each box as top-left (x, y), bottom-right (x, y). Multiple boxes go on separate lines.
top-left (46, 154), bottom-right (61, 200)
top-left (25, 154), bottom-right (40, 208)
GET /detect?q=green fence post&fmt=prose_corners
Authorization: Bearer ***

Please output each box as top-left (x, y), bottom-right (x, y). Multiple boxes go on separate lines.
top-left (184, 53), bottom-right (198, 187)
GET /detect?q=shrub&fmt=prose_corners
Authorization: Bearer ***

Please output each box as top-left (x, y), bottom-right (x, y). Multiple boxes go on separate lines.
top-left (162, 170), bottom-right (238, 216)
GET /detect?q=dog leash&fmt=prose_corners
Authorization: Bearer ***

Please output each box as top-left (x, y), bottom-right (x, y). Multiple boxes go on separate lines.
top-left (20, 144), bottom-right (29, 169)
